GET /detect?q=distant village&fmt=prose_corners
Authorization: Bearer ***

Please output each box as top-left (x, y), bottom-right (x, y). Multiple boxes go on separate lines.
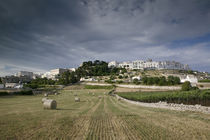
top-left (108, 59), bottom-right (190, 70)
top-left (0, 59), bottom-right (209, 89)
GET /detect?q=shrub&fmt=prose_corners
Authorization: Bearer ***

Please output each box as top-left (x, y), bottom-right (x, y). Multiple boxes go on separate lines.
top-left (182, 81), bottom-right (192, 91)
top-left (0, 92), bottom-right (9, 96)
top-left (133, 78), bottom-right (140, 85)
top-left (118, 75), bottom-right (123, 79)
top-left (13, 90), bottom-right (33, 95)
top-left (116, 80), bottom-right (123, 84)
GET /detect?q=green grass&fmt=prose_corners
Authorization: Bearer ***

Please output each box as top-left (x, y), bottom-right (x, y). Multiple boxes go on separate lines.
top-left (84, 85), bottom-right (113, 89)
top-left (116, 90), bottom-right (210, 106)
top-left (199, 79), bottom-right (210, 83)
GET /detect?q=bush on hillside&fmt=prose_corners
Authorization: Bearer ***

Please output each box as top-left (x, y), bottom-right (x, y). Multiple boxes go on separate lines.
top-left (182, 81), bottom-right (192, 91)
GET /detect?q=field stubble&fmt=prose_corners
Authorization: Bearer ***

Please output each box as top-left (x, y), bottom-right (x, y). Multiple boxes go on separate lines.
top-left (0, 86), bottom-right (209, 139)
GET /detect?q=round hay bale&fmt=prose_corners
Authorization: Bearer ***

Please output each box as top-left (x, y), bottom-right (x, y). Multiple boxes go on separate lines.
top-left (92, 93), bottom-right (95, 96)
top-left (54, 92), bottom-right (58, 95)
top-left (75, 97), bottom-right (80, 102)
top-left (42, 97), bottom-right (48, 103)
top-left (44, 93), bottom-right (48, 97)
top-left (98, 96), bottom-right (102, 99)
top-left (43, 99), bottom-right (57, 109)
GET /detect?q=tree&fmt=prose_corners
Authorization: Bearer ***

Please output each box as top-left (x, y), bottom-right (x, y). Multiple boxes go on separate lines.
top-left (133, 78), bottom-right (139, 85)
top-left (182, 81), bottom-right (192, 91)
top-left (0, 78), bottom-right (2, 84)
top-left (58, 71), bottom-right (78, 85)
top-left (158, 76), bottom-right (167, 86)
top-left (118, 75), bottom-right (123, 79)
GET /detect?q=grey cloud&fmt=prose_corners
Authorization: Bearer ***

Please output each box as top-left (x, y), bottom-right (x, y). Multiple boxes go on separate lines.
top-left (0, 0), bottom-right (210, 76)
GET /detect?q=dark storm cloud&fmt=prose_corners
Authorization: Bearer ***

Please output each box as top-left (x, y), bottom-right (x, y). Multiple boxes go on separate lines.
top-left (0, 0), bottom-right (210, 76)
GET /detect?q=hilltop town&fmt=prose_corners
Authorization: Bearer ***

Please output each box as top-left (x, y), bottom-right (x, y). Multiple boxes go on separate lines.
top-left (0, 59), bottom-right (209, 89)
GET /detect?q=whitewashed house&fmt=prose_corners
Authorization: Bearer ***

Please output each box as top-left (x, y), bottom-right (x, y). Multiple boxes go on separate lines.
top-left (80, 77), bottom-right (96, 82)
top-left (132, 76), bottom-right (141, 81)
top-left (5, 83), bottom-right (19, 88)
top-left (180, 75), bottom-right (198, 86)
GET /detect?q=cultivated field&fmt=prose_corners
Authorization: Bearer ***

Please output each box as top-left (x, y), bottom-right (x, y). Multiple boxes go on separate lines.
top-left (0, 86), bottom-right (210, 139)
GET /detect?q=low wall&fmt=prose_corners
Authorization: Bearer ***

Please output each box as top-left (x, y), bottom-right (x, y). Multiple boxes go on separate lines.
top-left (84, 82), bottom-right (181, 90)
top-left (116, 95), bottom-right (210, 114)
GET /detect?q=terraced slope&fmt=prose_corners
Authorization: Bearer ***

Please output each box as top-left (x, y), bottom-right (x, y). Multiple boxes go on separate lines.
top-left (0, 87), bottom-right (210, 139)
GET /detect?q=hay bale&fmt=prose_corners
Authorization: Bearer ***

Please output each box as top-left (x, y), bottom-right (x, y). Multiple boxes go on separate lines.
top-left (44, 93), bottom-right (48, 97)
top-left (75, 97), bottom-right (80, 102)
top-left (98, 96), bottom-right (102, 99)
top-left (74, 93), bottom-right (77, 96)
top-left (42, 97), bottom-right (48, 103)
top-left (43, 99), bottom-right (57, 109)
top-left (92, 93), bottom-right (95, 96)
top-left (54, 92), bottom-right (58, 95)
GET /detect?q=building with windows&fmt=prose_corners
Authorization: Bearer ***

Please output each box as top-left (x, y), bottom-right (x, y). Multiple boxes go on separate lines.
top-left (108, 59), bottom-right (190, 70)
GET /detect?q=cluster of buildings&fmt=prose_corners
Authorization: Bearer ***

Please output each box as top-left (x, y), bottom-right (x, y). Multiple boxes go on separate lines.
top-left (108, 59), bottom-right (190, 70)
top-left (0, 68), bottom-right (76, 89)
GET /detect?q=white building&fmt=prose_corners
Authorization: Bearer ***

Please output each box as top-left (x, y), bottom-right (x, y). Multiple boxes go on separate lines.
top-left (42, 68), bottom-right (69, 80)
top-left (80, 77), bottom-right (96, 82)
top-left (108, 61), bottom-right (119, 68)
top-left (118, 61), bottom-right (133, 69)
top-left (17, 71), bottom-right (33, 78)
top-left (108, 59), bottom-right (190, 70)
top-left (50, 68), bottom-right (68, 76)
top-left (180, 75), bottom-right (198, 85)
top-left (69, 68), bottom-right (76, 72)
top-left (132, 76), bottom-right (141, 81)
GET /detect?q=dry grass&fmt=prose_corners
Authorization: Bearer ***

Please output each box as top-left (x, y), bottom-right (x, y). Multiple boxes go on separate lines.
top-left (0, 84), bottom-right (210, 139)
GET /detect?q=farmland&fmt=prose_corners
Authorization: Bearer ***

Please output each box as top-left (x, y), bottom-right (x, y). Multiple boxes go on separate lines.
top-left (0, 85), bottom-right (210, 139)
top-left (117, 90), bottom-right (210, 106)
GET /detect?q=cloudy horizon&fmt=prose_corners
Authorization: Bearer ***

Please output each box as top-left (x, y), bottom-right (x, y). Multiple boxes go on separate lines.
top-left (0, 0), bottom-right (210, 76)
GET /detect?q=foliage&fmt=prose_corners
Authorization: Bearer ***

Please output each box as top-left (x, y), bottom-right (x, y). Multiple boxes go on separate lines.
top-left (76, 60), bottom-right (126, 77)
top-left (181, 81), bottom-right (192, 91)
top-left (76, 60), bottom-right (110, 77)
top-left (133, 78), bottom-right (140, 85)
top-left (0, 78), bottom-right (2, 84)
top-left (116, 80), bottom-right (123, 84)
top-left (24, 78), bottom-right (56, 89)
top-left (141, 76), bottom-right (180, 86)
top-left (0, 92), bottom-right (9, 96)
top-left (199, 79), bottom-right (210, 83)
top-left (84, 85), bottom-right (113, 89)
top-left (117, 90), bottom-right (210, 106)
top-left (57, 71), bottom-right (78, 85)
top-left (118, 75), bottom-right (123, 79)
top-left (0, 90), bottom-right (33, 96)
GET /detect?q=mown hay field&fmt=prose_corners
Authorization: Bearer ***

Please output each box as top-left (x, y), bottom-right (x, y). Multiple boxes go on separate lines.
top-left (0, 85), bottom-right (210, 139)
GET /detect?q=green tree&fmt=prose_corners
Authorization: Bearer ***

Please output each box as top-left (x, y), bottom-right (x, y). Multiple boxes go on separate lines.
top-left (133, 78), bottom-right (139, 85)
top-left (182, 81), bottom-right (192, 91)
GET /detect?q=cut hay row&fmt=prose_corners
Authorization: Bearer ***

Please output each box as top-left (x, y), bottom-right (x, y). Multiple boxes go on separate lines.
top-left (66, 98), bottom-right (103, 139)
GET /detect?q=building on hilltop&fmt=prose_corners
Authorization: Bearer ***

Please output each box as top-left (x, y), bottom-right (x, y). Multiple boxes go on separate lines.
top-left (16, 71), bottom-right (33, 78)
top-left (108, 61), bottom-right (119, 68)
top-left (42, 68), bottom-right (69, 80)
top-left (108, 59), bottom-right (190, 70)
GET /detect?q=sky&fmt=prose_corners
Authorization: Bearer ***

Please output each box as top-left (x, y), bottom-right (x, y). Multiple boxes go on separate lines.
top-left (0, 0), bottom-right (210, 76)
